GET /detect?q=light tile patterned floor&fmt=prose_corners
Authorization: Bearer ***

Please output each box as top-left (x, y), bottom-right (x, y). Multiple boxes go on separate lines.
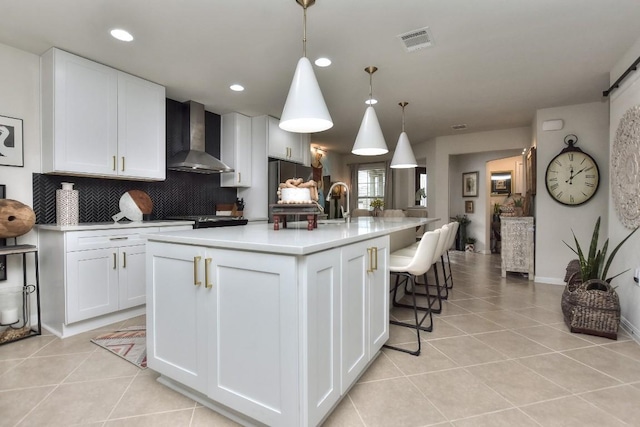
top-left (2, 252), bottom-right (640, 426)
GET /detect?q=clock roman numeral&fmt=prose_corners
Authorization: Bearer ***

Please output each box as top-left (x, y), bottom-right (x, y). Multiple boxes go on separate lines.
top-left (557, 191), bottom-right (564, 198)
top-left (568, 153), bottom-right (574, 161)
top-left (550, 183), bottom-right (559, 191)
top-left (548, 177), bottom-right (558, 182)
top-left (586, 174), bottom-right (595, 178)
top-left (570, 195), bottom-right (574, 203)
top-left (554, 160), bottom-right (562, 166)
top-left (585, 182), bottom-right (595, 188)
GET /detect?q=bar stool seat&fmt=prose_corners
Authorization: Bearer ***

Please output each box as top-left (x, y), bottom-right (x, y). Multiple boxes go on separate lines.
top-left (384, 229), bottom-right (440, 356)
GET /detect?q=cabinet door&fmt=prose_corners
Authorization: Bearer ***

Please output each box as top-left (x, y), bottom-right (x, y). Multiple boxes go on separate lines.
top-left (117, 72), bottom-right (166, 180)
top-left (303, 249), bottom-right (341, 427)
top-left (287, 132), bottom-right (308, 164)
top-left (266, 116), bottom-right (291, 161)
top-left (206, 249), bottom-right (298, 427)
top-left (146, 242), bottom-right (208, 393)
top-left (368, 236), bottom-right (390, 355)
top-left (118, 245), bottom-right (146, 309)
top-left (340, 241), bottom-right (369, 393)
top-left (66, 248), bottom-right (119, 323)
top-left (221, 112), bottom-right (252, 187)
top-left (46, 48), bottom-right (118, 176)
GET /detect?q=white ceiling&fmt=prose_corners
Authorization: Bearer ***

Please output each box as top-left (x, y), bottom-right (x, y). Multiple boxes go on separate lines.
top-left (1, 0), bottom-right (640, 154)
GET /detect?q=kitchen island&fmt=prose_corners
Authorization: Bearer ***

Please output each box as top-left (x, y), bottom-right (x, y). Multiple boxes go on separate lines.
top-left (145, 217), bottom-right (436, 427)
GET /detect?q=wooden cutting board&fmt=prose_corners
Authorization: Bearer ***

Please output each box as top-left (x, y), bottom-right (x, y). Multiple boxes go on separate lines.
top-left (127, 190), bottom-right (153, 214)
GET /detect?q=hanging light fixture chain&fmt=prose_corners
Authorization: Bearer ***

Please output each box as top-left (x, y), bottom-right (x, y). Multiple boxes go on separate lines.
top-left (302, 5), bottom-right (307, 58)
top-left (365, 66), bottom-right (378, 104)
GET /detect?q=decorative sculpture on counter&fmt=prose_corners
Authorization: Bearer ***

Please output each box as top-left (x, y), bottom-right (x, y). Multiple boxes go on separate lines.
top-left (112, 190), bottom-right (153, 222)
top-left (0, 199), bottom-right (36, 238)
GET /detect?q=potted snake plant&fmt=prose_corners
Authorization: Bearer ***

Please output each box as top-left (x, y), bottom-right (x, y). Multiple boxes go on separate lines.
top-left (561, 216), bottom-right (638, 339)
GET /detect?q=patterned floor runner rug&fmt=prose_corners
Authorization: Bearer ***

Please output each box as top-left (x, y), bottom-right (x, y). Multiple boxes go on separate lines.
top-left (91, 326), bottom-right (147, 369)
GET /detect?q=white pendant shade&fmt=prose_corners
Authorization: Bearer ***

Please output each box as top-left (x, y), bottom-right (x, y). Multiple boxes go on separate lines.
top-left (390, 131), bottom-right (417, 168)
top-left (352, 106), bottom-right (388, 156)
top-left (280, 57), bottom-right (333, 133)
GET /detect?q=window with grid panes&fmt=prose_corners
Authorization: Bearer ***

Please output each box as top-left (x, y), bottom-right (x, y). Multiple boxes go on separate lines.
top-left (357, 164), bottom-right (386, 209)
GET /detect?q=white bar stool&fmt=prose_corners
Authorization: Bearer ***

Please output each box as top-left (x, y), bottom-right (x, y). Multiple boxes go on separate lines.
top-left (383, 229), bottom-right (440, 356)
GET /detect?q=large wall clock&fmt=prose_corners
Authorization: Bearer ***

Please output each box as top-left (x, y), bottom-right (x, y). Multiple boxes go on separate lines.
top-left (545, 134), bottom-right (599, 206)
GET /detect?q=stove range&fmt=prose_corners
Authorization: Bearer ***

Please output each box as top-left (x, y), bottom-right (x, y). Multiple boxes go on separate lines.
top-left (166, 215), bottom-right (248, 229)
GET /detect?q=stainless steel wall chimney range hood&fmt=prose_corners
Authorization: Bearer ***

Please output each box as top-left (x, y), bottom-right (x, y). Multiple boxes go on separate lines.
top-left (167, 101), bottom-right (234, 174)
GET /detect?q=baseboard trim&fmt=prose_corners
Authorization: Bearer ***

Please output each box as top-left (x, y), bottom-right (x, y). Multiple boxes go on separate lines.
top-left (533, 276), bottom-right (565, 285)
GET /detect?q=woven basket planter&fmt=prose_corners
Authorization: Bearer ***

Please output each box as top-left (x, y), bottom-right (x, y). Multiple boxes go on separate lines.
top-left (561, 272), bottom-right (620, 340)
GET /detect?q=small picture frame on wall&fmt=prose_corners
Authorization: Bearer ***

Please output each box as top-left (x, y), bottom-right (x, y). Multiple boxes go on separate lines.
top-left (0, 115), bottom-right (24, 167)
top-left (465, 200), bottom-right (474, 214)
top-left (462, 171), bottom-right (478, 197)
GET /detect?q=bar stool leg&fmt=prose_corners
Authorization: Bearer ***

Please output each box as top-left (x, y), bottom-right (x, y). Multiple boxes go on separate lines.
top-left (385, 272), bottom-right (423, 356)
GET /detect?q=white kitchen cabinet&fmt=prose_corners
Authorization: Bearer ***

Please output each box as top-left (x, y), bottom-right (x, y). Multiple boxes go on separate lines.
top-left (146, 242), bottom-right (208, 393)
top-left (146, 233), bottom-right (389, 427)
top-left (41, 47), bottom-right (166, 181)
top-left (257, 115), bottom-right (309, 164)
top-left (340, 236), bottom-right (389, 393)
top-left (147, 242), bottom-right (298, 426)
top-left (220, 112), bottom-right (252, 187)
top-left (39, 223), bottom-right (192, 337)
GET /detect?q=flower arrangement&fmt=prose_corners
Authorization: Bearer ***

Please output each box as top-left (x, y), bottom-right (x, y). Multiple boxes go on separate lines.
top-left (370, 198), bottom-right (384, 209)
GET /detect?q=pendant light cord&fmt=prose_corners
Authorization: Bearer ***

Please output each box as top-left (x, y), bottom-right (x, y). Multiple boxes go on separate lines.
top-left (401, 104), bottom-right (406, 132)
top-left (302, 6), bottom-right (307, 58)
top-left (369, 72), bottom-right (373, 103)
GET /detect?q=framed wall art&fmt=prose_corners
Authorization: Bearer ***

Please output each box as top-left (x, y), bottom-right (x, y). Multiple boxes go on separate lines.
top-left (491, 171), bottom-right (513, 195)
top-left (526, 146), bottom-right (537, 195)
top-left (0, 115), bottom-right (24, 167)
top-left (462, 171), bottom-right (478, 197)
top-left (465, 200), bottom-right (474, 214)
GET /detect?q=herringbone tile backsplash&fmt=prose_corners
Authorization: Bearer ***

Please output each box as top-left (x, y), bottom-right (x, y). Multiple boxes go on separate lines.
top-left (32, 172), bottom-right (237, 224)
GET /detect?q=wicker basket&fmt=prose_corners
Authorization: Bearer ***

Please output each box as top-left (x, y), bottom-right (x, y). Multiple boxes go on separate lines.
top-left (561, 273), bottom-right (620, 340)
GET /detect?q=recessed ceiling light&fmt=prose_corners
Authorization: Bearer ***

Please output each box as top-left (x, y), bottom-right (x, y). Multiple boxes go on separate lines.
top-left (315, 57), bottom-right (331, 67)
top-left (229, 84), bottom-right (245, 92)
top-left (110, 29), bottom-right (133, 42)
top-left (365, 98), bottom-right (378, 105)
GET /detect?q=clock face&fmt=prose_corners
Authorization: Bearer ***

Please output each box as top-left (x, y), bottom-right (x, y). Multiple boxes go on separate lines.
top-left (545, 150), bottom-right (599, 206)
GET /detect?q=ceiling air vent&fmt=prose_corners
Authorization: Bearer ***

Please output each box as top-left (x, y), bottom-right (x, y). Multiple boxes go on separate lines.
top-left (398, 27), bottom-right (434, 52)
top-left (451, 124), bottom-right (468, 131)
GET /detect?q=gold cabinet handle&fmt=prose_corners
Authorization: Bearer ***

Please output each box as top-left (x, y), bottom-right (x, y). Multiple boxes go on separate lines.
top-left (121, 157), bottom-right (125, 172)
top-left (122, 252), bottom-right (127, 268)
top-left (367, 247), bottom-right (373, 273)
top-left (193, 256), bottom-right (202, 286)
top-left (113, 253), bottom-right (117, 269)
top-left (373, 247), bottom-right (378, 271)
top-left (238, 172), bottom-right (241, 183)
top-left (205, 258), bottom-right (212, 289)
top-left (109, 237), bottom-right (128, 241)
top-left (112, 156), bottom-right (116, 171)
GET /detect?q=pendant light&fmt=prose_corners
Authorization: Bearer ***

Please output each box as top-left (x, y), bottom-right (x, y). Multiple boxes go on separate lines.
top-left (352, 66), bottom-right (388, 156)
top-left (279, 0), bottom-right (333, 134)
top-left (390, 102), bottom-right (417, 168)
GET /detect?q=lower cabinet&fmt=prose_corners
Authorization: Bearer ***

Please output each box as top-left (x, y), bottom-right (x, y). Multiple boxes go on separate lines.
top-left (146, 235), bottom-right (389, 427)
top-left (39, 224), bottom-right (192, 336)
top-left (340, 237), bottom-right (389, 393)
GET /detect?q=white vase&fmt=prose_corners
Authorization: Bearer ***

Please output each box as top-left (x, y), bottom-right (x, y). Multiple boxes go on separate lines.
top-left (56, 182), bottom-right (79, 226)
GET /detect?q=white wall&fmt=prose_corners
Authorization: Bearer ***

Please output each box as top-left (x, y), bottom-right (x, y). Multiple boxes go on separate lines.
top-left (608, 35), bottom-right (640, 336)
top-left (424, 127), bottom-right (530, 229)
top-left (534, 102), bottom-right (609, 284)
top-left (0, 43), bottom-right (40, 292)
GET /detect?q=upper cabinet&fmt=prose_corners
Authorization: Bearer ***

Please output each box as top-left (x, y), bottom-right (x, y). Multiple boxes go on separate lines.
top-left (41, 48), bottom-right (166, 181)
top-left (260, 116), bottom-right (310, 165)
top-left (220, 112), bottom-right (252, 187)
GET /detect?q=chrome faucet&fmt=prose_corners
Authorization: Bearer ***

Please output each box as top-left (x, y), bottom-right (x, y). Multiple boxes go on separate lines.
top-left (327, 182), bottom-right (351, 222)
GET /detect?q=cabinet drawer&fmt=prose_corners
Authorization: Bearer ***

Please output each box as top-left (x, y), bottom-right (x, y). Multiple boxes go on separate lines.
top-left (66, 228), bottom-right (158, 252)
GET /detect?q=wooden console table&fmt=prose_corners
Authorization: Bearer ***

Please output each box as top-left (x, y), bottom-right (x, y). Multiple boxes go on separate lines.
top-left (270, 204), bottom-right (321, 231)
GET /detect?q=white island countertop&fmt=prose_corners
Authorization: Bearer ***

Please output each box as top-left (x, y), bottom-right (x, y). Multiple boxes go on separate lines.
top-left (145, 217), bottom-right (440, 255)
